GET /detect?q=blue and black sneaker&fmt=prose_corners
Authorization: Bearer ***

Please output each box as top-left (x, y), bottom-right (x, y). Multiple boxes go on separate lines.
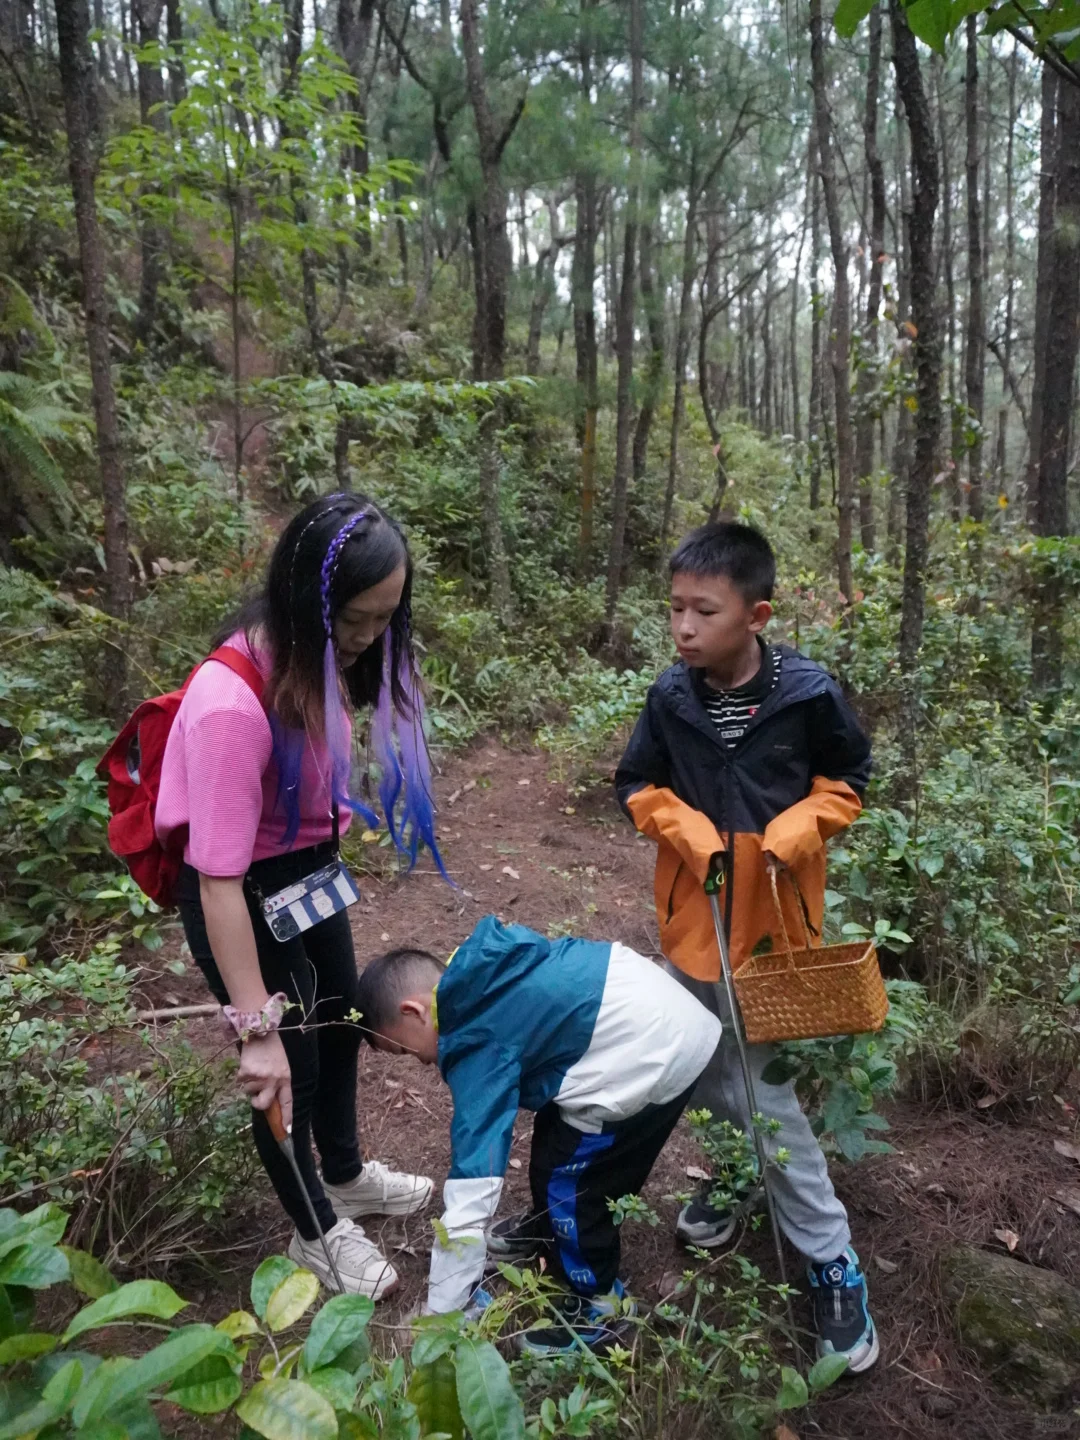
top-left (517, 1279), bottom-right (637, 1358)
top-left (806, 1248), bottom-right (879, 1374)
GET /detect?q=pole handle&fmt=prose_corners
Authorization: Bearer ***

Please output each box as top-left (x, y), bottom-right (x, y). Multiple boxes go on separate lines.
top-left (266, 1096), bottom-right (289, 1144)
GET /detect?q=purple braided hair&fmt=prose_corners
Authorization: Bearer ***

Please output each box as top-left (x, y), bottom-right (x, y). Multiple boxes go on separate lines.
top-left (303, 508), bottom-right (450, 881)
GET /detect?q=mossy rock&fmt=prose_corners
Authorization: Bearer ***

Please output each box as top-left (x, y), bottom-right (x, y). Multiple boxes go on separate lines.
top-left (941, 1244), bottom-right (1080, 1406)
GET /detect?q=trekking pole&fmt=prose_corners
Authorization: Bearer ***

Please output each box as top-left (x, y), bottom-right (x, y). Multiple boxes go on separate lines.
top-left (704, 857), bottom-right (798, 1344)
top-left (267, 1097), bottom-right (346, 1294)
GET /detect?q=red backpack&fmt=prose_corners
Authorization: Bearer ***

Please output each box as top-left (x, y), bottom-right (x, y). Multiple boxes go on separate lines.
top-left (97, 647), bottom-right (264, 906)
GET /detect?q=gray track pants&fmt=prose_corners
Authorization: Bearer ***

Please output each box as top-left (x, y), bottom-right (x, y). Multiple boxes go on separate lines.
top-left (667, 963), bottom-right (851, 1264)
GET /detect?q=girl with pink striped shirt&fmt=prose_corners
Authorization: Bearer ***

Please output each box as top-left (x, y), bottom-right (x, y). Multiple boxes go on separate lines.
top-left (157, 493), bottom-right (440, 1298)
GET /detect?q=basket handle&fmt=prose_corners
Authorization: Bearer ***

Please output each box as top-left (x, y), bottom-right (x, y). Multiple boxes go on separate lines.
top-left (768, 863), bottom-right (816, 958)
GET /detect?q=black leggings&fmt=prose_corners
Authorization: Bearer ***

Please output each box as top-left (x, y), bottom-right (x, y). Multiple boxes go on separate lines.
top-left (176, 848), bottom-right (363, 1239)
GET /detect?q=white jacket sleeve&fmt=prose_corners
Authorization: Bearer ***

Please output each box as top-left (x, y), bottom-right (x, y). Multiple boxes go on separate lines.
top-left (426, 1176), bottom-right (504, 1314)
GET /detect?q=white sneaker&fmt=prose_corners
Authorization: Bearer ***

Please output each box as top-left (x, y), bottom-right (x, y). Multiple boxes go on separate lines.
top-left (288, 1218), bottom-right (399, 1300)
top-left (323, 1161), bottom-right (434, 1220)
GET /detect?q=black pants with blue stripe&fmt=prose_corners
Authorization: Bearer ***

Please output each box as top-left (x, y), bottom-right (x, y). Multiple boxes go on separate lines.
top-left (528, 1086), bottom-right (694, 1297)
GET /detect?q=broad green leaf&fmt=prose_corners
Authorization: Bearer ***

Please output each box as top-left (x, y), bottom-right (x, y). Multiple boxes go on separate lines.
top-left (217, 1309), bottom-right (262, 1339)
top-left (0, 1243), bottom-right (70, 1289)
top-left (304, 1365), bottom-right (357, 1412)
top-left (410, 1327), bottom-right (456, 1368)
top-left (0, 1285), bottom-right (15, 1341)
top-left (905, 0), bottom-right (952, 51)
top-left (166, 1353), bottom-right (244, 1414)
top-left (409, 1354), bottom-right (464, 1440)
top-left (833, 0), bottom-right (876, 37)
top-left (0, 1331), bottom-right (56, 1363)
top-left (72, 1357), bottom-right (135, 1428)
top-left (0, 1357), bottom-right (82, 1440)
top-left (62, 1280), bottom-right (187, 1342)
top-left (235, 1378), bottom-right (339, 1440)
top-left (808, 1351), bottom-right (850, 1391)
top-left (86, 1327), bottom-right (235, 1425)
top-left (3, 1288), bottom-right (31, 1333)
top-left (454, 1338), bottom-right (524, 1440)
top-left (60, 1247), bottom-right (119, 1299)
top-left (251, 1257), bottom-right (298, 1321)
top-left (265, 1269), bottom-right (320, 1333)
top-left (776, 1365), bottom-right (809, 1410)
top-left (302, 1293), bottom-right (374, 1371)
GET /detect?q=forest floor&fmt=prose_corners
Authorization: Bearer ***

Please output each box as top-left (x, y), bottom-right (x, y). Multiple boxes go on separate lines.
top-left (136, 740), bottom-right (1080, 1440)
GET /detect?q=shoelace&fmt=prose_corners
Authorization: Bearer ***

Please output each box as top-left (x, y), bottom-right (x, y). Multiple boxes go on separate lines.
top-left (332, 1222), bottom-right (386, 1266)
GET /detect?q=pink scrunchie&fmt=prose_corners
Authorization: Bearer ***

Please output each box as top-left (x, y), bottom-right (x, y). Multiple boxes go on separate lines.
top-left (221, 991), bottom-right (289, 1040)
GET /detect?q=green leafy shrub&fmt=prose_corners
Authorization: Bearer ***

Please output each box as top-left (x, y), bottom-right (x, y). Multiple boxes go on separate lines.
top-left (0, 944), bottom-right (257, 1267)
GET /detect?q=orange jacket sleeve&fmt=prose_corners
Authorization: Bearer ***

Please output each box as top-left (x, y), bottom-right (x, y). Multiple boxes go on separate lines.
top-left (626, 785), bottom-right (726, 883)
top-left (761, 775), bottom-right (862, 867)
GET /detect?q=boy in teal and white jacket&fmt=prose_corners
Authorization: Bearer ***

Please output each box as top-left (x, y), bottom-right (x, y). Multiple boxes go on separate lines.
top-left (356, 915), bottom-right (719, 1356)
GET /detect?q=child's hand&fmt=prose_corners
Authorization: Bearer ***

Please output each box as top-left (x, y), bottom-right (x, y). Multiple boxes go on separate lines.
top-left (763, 850), bottom-right (787, 876)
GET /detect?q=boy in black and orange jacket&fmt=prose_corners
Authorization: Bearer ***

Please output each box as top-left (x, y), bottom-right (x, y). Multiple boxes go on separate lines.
top-left (615, 521), bottom-right (878, 1374)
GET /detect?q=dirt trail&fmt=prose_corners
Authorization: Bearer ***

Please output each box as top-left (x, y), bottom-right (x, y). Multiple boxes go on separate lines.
top-left (151, 739), bottom-right (1080, 1440)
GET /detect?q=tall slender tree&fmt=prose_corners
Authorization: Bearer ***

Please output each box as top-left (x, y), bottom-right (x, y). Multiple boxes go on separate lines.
top-left (891, 0), bottom-right (942, 676)
top-left (964, 13), bottom-right (985, 520)
top-left (55, 0), bottom-right (131, 709)
top-left (810, 0), bottom-right (854, 604)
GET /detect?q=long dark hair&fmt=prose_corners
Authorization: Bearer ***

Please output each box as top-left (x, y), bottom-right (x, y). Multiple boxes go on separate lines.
top-left (221, 492), bottom-right (413, 735)
top-left (216, 493), bottom-right (447, 877)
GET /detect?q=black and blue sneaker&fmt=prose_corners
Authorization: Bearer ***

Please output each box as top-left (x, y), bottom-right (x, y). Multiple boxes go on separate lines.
top-left (675, 1175), bottom-right (757, 1249)
top-left (806, 1248), bottom-right (879, 1374)
top-left (517, 1279), bottom-right (637, 1358)
top-left (486, 1210), bottom-right (547, 1265)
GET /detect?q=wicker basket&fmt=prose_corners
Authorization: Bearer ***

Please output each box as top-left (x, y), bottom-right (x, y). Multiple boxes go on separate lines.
top-left (732, 870), bottom-right (889, 1044)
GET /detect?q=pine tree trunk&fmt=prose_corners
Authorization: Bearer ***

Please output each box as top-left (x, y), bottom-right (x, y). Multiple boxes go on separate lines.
top-left (996, 44), bottom-right (1018, 480)
top-left (810, 0), bottom-right (854, 604)
top-left (572, 0), bottom-right (599, 568)
top-left (133, 0), bottom-right (166, 349)
top-left (632, 219), bottom-right (664, 483)
top-left (891, 0), bottom-right (942, 675)
top-left (1026, 65), bottom-right (1059, 526)
top-left (938, 60), bottom-right (962, 521)
top-left (854, 1), bottom-right (885, 553)
top-left (661, 151), bottom-right (699, 551)
top-left (964, 14), bottom-right (985, 521)
top-left (807, 116), bottom-right (823, 527)
top-left (55, 0), bottom-right (131, 711)
top-left (1031, 75), bottom-right (1080, 693)
top-left (888, 84), bottom-right (912, 558)
top-left (460, 0), bottom-right (520, 621)
top-left (604, 0), bottom-right (642, 625)
top-left (165, 0), bottom-right (185, 103)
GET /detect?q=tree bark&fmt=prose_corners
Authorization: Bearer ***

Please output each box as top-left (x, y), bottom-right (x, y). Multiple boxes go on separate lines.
top-left (55, 0), bottom-right (131, 711)
top-left (165, 0), bottom-right (185, 103)
top-left (336, 0), bottom-right (376, 249)
top-left (807, 114), bottom-right (823, 526)
top-left (661, 149), bottom-right (699, 550)
top-left (459, 0), bottom-right (522, 620)
top-left (632, 219), bottom-right (664, 483)
top-left (1031, 75), bottom-right (1080, 693)
top-left (937, 58), bottom-right (961, 520)
top-left (133, 0), bottom-right (166, 349)
top-left (995, 43), bottom-right (1019, 480)
top-left (891, 0), bottom-right (941, 675)
top-left (573, 170), bottom-right (599, 565)
top-left (604, 0), bottom-right (642, 625)
top-left (964, 14), bottom-right (985, 521)
top-left (810, 0), bottom-right (854, 605)
top-left (1026, 65), bottom-right (1059, 526)
top-left (854, 1), bottom-right (885, 553)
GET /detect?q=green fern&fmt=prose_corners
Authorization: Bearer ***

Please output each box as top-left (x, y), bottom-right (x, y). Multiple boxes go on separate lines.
top-left (0, 370), bottom-right (81, 518)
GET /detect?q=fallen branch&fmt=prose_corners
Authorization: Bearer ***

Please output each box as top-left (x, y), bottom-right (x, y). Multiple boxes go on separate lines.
top-left (135, 1003), bottom-right (220, 1023)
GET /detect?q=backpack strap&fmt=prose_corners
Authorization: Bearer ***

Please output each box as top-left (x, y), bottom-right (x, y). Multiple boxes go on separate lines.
top-left (204, 645), bottom-right (266, 702)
